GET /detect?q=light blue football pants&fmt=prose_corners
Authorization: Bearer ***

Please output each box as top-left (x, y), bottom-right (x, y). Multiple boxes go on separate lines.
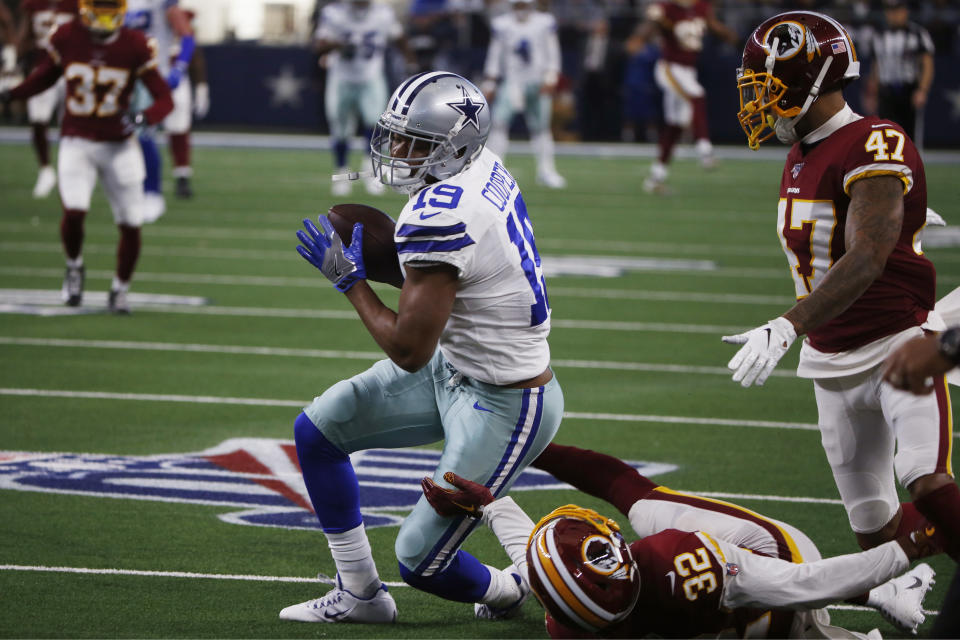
top-left (303, 347), bottom-right (563, 575)
top-left (324, 75), bottom-right (388, 141)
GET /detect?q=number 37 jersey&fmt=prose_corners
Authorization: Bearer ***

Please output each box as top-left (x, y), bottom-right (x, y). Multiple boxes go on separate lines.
top-left (777, 114), bottom-right (934, 353)
top-left (394, 148), bottom-right (551, 386)
top-left (44, 21), bottom-right (158, 141)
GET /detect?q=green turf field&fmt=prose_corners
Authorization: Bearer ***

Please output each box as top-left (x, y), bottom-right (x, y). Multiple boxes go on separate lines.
top-left (1, 140), bottom-right (958, 638)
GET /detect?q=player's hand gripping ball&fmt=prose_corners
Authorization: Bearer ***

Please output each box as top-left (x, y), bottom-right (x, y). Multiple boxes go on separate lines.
top-left (326, 204), bottom-right (404, 288)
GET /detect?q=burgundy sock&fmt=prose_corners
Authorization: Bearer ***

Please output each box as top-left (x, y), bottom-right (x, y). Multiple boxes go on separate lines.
top-left (169, 133), bottom-right (190, 171)
top-left (32, 123), bottom-right (49, 166)
top-left (116, 224), bottom-right (141, 282)
top-left (914, 482), bottom-right (960, 561)
top-left (60, 209), bottom-right (86, 259)
top-left (658, 125), bottom-right (683, 164)
top-left (691, 97), bottom-right (710, 142)
top-left (532, 444), bottom-right (658, 515)
top-left (893, 501), bottom-right (928, 538)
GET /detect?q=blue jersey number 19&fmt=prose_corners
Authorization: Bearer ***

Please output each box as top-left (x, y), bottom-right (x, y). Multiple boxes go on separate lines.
top-left (506, 194), bottom-right (549, 326)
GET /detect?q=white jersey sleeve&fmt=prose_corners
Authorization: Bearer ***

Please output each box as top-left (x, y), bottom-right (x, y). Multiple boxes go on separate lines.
top-left (707, 533), bottom-right (909, 611)
top-left (483, 14), bottom-right (509, 81)
top-left (393, 148), bottom-right (551, 385)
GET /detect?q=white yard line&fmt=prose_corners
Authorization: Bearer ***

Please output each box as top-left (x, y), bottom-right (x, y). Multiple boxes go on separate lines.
top-left (0, 387), bottom-right (816, 430)
top-left (0, 336), bottom-right (789, 376)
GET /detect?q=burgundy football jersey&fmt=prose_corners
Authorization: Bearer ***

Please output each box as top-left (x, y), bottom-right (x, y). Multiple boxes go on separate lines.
top-left (21, 0), bottom-right (77, 51)
top-left (647, 1), bottom-right (711, 67)
top-left (546, 529), bottom-right (791, 639)
top-left (44, 21), bottom-right (158, 142)
top-left (778, 116), bottom-right (934, 353)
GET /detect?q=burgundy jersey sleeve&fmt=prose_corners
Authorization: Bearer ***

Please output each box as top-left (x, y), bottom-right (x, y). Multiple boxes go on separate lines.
top-left (44, 19), bottom-right (69, 65)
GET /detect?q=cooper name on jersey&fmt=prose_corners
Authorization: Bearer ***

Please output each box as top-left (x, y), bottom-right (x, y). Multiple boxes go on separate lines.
top-left (481, 160), bottom-right (517, 212)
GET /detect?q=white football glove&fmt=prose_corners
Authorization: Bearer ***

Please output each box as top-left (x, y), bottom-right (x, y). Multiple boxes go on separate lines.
top-left (722, 317), bottom-right (797, 387)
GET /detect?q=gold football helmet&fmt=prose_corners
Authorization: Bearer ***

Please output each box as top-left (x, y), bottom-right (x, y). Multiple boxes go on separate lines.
top-left (79, 0), bottom-right (128, 36)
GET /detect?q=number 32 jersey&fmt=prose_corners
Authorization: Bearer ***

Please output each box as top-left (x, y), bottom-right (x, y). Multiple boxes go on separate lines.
top-left (44, 21), bottom-right (159, 141)
top-left (777, 110), bottom-right (934, 354)
top-left (393, 148), bottom-right (551, 386)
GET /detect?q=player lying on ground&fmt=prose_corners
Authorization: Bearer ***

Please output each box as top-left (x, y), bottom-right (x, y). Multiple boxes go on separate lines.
top-left (423, 443), bottom-right (940, 638)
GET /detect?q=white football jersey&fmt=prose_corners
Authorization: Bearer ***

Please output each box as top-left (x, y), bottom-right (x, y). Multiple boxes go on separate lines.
top-left (394, 148), bottom-right (551, 386)
top-left (484, 11), bottom-right (560, 86)
top-left (315, 2), bottom-right (401, 84)
top-left (125, 0), bottom-right (177, 75)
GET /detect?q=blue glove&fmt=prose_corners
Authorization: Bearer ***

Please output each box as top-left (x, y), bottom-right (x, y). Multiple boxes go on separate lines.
top-left (166, 61), bottom-right (187, 90)
top-left (296, 215), bottom-right (366, 292)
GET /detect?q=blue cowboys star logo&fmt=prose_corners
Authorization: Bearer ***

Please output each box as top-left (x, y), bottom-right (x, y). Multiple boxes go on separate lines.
top-left (447, 88), bottom-right (485, 130)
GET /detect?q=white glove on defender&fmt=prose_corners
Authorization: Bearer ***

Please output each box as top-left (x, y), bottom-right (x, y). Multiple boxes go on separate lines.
top-left (722, 317), bottom-right (797, 387)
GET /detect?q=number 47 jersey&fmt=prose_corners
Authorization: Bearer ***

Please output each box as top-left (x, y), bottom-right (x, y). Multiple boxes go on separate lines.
top-left (393, 148), bottom-right (551, 386)
top-left (44, 21), bottom-right (158, 141)
top-left (777, 113), bottom-right (935, 355)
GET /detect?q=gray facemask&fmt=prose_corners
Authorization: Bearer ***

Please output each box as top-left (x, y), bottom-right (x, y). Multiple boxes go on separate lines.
top-left (774, 115), bottom-right (800, 145)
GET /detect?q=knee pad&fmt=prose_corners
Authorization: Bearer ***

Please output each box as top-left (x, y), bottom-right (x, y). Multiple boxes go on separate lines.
top-left (836, 471), bottom-right (898, 533)
top-left (394, 522), bottom-right (428, 572)
top-left (310, 379), bottom-right (361, 426)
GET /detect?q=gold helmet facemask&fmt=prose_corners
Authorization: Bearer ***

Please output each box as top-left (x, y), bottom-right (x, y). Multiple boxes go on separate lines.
top-left (79, 0), bottom-right (127, 36)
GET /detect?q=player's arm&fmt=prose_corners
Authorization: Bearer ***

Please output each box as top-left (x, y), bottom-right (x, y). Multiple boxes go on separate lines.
top-left (714, 528), bottom-right (934, 612)
top-left (138, 65), bottom-right (174, 124)
top-left (0, 3), bottom-right (14, 45)
top-left (706, 9), bottom-right (739, 47)
top-left (781, 175), bottom-right (903, 336)
top-left (480, 26), bottom-right (504, 99)
top-left (164, 5), bottom-right (194, 89)
top-left (914, 51), bottom-right (933, 109)
top-left (542, 20), bottom-right (561, 93)
top-left (346, 263), bottom-right (456, 371)
top-left (189, 44), bottom-right (209, 118)
top-left (16, 5), bottom-right (33, 57)
top-left (3, 49), bottom-right (60, 101)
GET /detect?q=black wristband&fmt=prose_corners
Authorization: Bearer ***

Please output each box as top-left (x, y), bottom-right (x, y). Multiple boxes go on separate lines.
top-left (937, 328), bottom-right (960, 366)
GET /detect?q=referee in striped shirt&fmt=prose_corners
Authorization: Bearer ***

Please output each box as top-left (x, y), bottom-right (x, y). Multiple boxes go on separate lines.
top-left (864, 0), bottom-right (935, 145)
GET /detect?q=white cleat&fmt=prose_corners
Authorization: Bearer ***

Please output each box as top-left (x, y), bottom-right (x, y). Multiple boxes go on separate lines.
top-left (643, 176), bottom-right (671, 196)
top-left (33, 166), bottom-right (57, 198)
top-left (108, 287), bottom-right (130, 314)
top-left (279, 574), bottom-right (397, 624)
top-left (536, 171), bottom-right (567, 189)
top-left (142, 192), bottom-right (166, 224)
top-left (332, 177), bottom-right (352, 197)
top-left (364, 176), bottom-right (385, 196)
top-left (474, 565), bottom-right (529, 620)
top-left (874, 562), bottom-right (935, 635)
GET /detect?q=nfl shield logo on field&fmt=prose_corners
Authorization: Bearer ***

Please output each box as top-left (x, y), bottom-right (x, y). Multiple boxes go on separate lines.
top-left (0, 439), bottom-right (677, 530)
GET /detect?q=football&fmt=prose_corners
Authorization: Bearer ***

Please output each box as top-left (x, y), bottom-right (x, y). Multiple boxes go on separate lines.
top-left (327, 203), bottom-right (404, 288)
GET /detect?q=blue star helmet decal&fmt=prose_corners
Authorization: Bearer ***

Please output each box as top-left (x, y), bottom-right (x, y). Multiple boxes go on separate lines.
top-left (446, 87), bottom-right (485, 131)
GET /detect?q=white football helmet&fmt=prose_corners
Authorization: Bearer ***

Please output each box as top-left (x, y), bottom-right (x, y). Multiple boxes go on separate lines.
top-left (370, 72), bottom-right (491, 194)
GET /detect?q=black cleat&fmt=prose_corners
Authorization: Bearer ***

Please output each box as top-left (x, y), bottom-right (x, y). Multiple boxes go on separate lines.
top-left (175, 176), bottom-right (194, 199)
top-left (61, 265), bottom-right (85, 307)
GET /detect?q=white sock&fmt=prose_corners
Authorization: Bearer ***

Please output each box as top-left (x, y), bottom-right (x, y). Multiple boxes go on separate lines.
top-left (696, 138), bottom-right (713, 159)
top-left (66, 256), bottom-right (83, 269)
top-left (650, 161), bottom-right (668, 182)
top-left (326, 524), bottom-right (381, 598)
top-left (111, 277), bottom-right (130, 293)
top-left (533, 131), bottom-right (557, 176)
top-left (479, 564), bottom-right (522, 608)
